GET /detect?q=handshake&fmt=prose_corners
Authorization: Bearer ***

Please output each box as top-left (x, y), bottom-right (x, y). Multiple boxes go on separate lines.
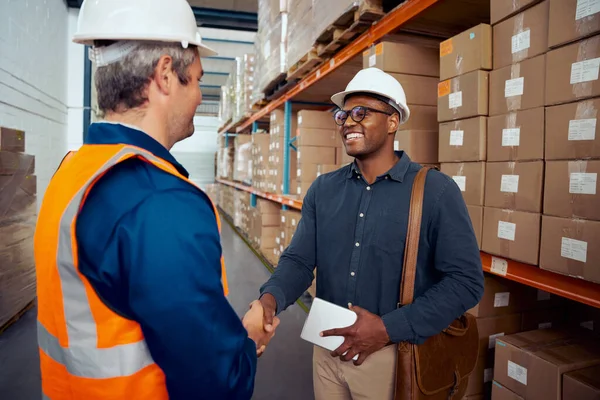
top-left (242, 294), bottom-right (280, 357)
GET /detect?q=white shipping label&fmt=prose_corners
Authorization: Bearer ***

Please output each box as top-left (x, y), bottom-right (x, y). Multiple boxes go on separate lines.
top-left (576, 0), bottom-right (600, 20)
top-left (561, 237), bottom-right (588, 263)
top-left (511, 30), bottom-right (531, 54)
top-left (394, 141), bottom-right (399, 151)
top-left (292, 219), bottom-right (297, 226)
top-left (489, 333), bottom-right (505, 349)
top-left (452, 176), bottom-right (467, 192)
top-left (484, 368), bottom-right (494, 383)
top-left (502, 128), bottom-right (521, 146)
top-left (505, 77), bottom-right (525, 97)
top-left (281, 216), bottom-right (286, 223)
top-left (369, 54), bottom-right (376, 67)
top-left (494, 292), bottom-right (510, 308)
top-left (539, 322), bottom-right (553, 329)
top-left (570, 57), bottom-right (600, 84)
top-left (508, 361), bottom-right (528, 385)
top-left (537, 290), bottom-right (551, 301)
top-left (263, 41), bottom-right (271, 57)
top-left (498, 221), bottom-right (516, 241)
top-left (581, 320), bottom-right (595, 330)
top-left (449, 91), bottom-right (463, 109)
top-left (297, 186), bottom-right (301, 195)
top-left (501, 175), bottom-right (520, 193)
top-left (450, 130), bottom-right (464, 146)
top-left (298, 115), bottom-right (303, 124)
top-left (491, 257), bottom-right (509, 276)
top-left (297, 168), bottom-right (301, 177)
top-left (569, 173), bottom-right (597, 195)
top-left (568, 118), bottom-right (597, 141)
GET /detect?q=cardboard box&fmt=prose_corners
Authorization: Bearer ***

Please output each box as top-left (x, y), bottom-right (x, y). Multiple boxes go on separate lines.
top-left (492, 1), bottom-right (549, 70)
top-left (491, 381), bottom-right (525, 400)
top-left (297, 163), bottom-right (319, 183)
top-left (336, 147), bottom-right (354, 165)
top-left (489, 54), bottom-right (546, 116)
top-left (296, 180), bottom-right (313, 198)
top-left (568, 302), bottom-right (600, 335)
top-left (494, 330), bottom-right (600, 400)
top-left (487, 108), bottom-right (545, 162)
top-left (548, 0), bottom-right (600, 48)
top-left (438, 117), bottom-right (487, 162)
top-left (0, 127), bottom-right (25, 152)
top-left (394, 130), bottom-right (438, 164)
top-left (441, 162), bottom-right (486, 206)
top-left (521, 286), bottom-right (568, 312)
top-left (437, 70), bottom-right (489, 122)
top-left (271, 110), bottom-right (298, 133)
top-left (468, 205), bottom-right (484, 248)
top-left (317, 164), bottom-right (339, 177)
top-left (545, 34), bottom-right (600, 106)
top-left (490, 0), bottom-right (543, 25)
top-left (544, 98), bottom-right (600, 160)
top-left (543, 160), bottom-right (600, 221)
top-left (402, 105), bottom-right (438, 130)
top-left (477, 313), bottom-right (523, 359)
top-left (484, 161), bottom-right (544, 213)
top-left (296, 128), bottom-right (338, 148)
top-left (363, 41), bottom-right (439, 77)
top-left (389, 73), bottom-right (438, 106)
top-left (297, 146), bottom-right (336, 166)
top-left (482, 207), bottom-right (541, 265)
top-left (540, 215), bottom-right (600, 284)
top-left (298, 110), bottom-right (336, 130)
top-left (0, 151), bottom-right (35, 175)
top-left (467, 275), bottom-right (529, 318)
top-left (563, 365), bottom-right (600, 400)
top-left (439, 24), bottom-right (493, 81)
top-left (466, 356), bottom-right (494, 397)
top-left (521, 307), bottom-right (567, 331)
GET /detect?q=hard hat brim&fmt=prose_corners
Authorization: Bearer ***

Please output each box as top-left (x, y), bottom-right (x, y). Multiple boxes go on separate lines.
top-left (331, 89), bottom-right (410, 123)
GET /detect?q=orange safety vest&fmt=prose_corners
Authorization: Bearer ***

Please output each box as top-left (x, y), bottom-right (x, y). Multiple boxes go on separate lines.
top-left (34, 144), bottom-right (228, 399)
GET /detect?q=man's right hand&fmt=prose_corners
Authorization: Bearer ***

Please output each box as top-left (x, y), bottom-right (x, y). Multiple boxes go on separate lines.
top-left (259, 293), bottom-right (278, 333)
top-left (243, 300), bottom-right (280, 356)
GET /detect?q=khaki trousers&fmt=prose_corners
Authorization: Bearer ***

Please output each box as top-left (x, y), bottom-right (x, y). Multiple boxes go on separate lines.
top-left (312, 345), bottom-right (397, 400)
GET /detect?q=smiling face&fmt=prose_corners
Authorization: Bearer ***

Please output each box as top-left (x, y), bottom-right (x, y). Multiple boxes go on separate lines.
top-left (338, 94), bottom-right (400, 159)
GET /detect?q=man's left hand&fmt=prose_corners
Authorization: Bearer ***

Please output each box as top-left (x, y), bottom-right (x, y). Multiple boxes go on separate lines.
top-left (320, 305), bottom-right (390, 366)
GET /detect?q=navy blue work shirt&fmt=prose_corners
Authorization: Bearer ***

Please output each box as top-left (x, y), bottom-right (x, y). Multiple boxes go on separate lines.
top-left (76, 122), bottom-right (256, 399)
top-left (260, 152), bottom-right (484, 344)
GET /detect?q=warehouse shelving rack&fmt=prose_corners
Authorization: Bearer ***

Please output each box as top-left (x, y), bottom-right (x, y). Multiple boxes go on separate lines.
top-left (216, 0), bottom-right (600, 309)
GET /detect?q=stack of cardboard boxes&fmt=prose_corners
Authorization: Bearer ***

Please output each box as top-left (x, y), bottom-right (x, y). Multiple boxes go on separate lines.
top-left (216, 135), bottom-right (235, 180)
top-left (270, 209), bottom-right (302, 265)
top-left (0, 127), bottom-right (37, 329)
top-left (364, 41), bottom-right (440, 164)
top-left (233, 135), bottom-right (253, 185)
top-left (482, 0), bottom-right (549, 267)
top-left (437, 24), bottom-right (493, 248)
top-left (249, 198), bottom-right (281, 263)
top-left (266, 110), bottom-right (298, 194)
top-left (296, 110), bottom-right (340, 199)
top-left (539, 0), bottom-right (600, 285)
top-left (251, 133), bottom-right (271, 192)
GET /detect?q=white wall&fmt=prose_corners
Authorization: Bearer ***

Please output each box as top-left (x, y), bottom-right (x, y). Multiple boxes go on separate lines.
top-left (0, 0), bottom-right (71, 206)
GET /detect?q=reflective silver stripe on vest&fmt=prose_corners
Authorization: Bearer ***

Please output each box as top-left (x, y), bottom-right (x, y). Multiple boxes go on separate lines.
top-left (41, 147), bottom-right (172, 378)
top-left (42, 393), bottom-right (52, 400)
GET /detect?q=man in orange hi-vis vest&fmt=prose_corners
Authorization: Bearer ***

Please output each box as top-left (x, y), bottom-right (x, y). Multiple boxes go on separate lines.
top-left (33, 1), bottom-right (279, 399)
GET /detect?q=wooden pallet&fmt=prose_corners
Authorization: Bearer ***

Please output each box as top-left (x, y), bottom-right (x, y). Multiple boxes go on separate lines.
top-left (265, 77), bottom-right (298, 101)
top-left (0, 300), bottom-right (34, 336)
top-left (286, 47), bottom-right (323, 81)
top-left (262, 72), bottom-right (287, 100)
top-left (315, 2), bottom-right (385, 58)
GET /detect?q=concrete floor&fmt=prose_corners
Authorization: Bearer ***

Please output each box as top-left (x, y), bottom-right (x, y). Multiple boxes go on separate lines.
top-left (0, 221), bottom-right (314, 400)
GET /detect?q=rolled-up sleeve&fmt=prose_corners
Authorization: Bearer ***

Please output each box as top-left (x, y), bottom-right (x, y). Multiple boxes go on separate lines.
top-left (120, 189), bottom-right (257, 400)
top-left (260, 179), bottom-right (319, 314)
top-left (382, 178), bottom-right (484, 344)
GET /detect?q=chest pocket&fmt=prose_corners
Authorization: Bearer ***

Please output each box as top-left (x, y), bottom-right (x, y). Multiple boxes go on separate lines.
top-left (373, 208), bottom-right (408, 255)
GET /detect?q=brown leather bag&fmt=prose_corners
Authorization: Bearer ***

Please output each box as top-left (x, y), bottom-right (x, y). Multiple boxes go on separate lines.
top-left (394, 167), bottom-right (479, 400)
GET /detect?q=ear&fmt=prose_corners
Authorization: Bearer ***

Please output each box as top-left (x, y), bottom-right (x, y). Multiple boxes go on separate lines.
top-left (154, 55), bottom-right (175, 95)
top-left (387, 112), bottom-right (400, 134)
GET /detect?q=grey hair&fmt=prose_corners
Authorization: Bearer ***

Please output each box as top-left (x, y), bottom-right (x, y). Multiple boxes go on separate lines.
top-left (94, 42), bottom-right (197, 114)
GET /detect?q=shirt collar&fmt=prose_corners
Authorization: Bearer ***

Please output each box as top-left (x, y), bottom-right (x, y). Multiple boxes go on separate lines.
top-left (85, 122), bottom-right (190, 178)
top-left (347, 151), bottom-right (412, 182)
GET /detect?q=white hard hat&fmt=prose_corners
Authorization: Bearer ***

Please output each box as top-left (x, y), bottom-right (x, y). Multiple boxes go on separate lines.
top-left (331, 67), bottom-right (410, 123)
top-left (73, 0), bottom-right (217, 64)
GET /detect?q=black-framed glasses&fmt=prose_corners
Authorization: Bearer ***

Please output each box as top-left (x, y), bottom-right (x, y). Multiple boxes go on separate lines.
top-left (333, 106), bottom-right (394, 126)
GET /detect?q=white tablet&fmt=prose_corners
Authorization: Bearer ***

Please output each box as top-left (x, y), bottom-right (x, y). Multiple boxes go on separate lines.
top-left (300, 297), bottom-right (358, 360)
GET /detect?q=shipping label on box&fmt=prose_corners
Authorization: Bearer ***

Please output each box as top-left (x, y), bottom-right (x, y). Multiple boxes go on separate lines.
top-left (545, 35), bottom-right (600, 106)
top-left (363, 42), bottom-right (439, 77)
top-left (488, 108), bottom-right (545, 162)
top-left (549, 0), bottom-right (600, 48)
top-left (490, 55), bottom-right (546, 116)
top-left (441, 162), bottom-right (486, 206)
top-left (439, 24), bottom-right (493, 81)
top-left (439, 117), bottom-right (487, 162)
top-left (492, 1), bottom-right (549, 70)
top-left (438, 70), bottom-right (489, 122)
top-left (484, 161), bottom-right (544, 213)
top-left (545, 98), bottom-right (600, 160)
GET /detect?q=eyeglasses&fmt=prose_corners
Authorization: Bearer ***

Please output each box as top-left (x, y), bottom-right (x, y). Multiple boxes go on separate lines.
top-left (333, 106), bottom-right (394, 126)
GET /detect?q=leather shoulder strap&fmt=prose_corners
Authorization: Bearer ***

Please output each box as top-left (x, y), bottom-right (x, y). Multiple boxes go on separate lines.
top-left (399, 167), bottom-right (430, 306)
